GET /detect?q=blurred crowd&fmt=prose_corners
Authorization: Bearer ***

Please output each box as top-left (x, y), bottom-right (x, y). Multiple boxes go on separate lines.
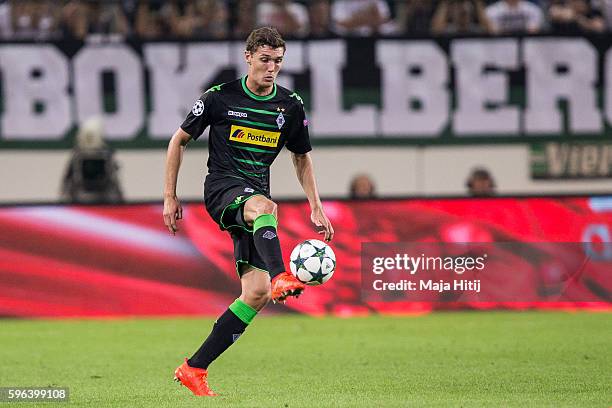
top-left (0, 0), bottom-right (611, 41)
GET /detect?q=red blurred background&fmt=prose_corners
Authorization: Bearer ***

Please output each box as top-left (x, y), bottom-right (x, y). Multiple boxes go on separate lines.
top-left (1, 196), bottom-right (611, 318)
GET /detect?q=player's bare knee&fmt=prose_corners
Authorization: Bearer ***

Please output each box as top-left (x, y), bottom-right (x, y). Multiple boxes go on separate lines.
top-left (244, 198), bottom-right (277, 226)
top-left (255, 200), bottom-right (277, 217)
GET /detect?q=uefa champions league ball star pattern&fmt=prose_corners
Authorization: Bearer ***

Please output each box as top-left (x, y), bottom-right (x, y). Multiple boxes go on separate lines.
top-left (289, 239), bottom-right (336, 285)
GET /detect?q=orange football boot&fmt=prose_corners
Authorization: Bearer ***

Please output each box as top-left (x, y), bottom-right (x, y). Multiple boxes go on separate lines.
top-left (271, 272), bottom-right (306, 303)
top-left (174, 359), bottom-right (218, 397)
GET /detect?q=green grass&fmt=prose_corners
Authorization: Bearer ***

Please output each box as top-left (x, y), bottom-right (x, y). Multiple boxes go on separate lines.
top-left (1, 312), bottom-right (610, 407)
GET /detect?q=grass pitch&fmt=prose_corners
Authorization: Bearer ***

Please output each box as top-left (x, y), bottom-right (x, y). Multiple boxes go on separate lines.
top-left (1, 312), bottom-right (610, 407)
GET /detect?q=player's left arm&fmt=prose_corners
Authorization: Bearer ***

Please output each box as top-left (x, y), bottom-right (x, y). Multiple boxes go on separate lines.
top-left (291, 152), bottom-right (334, 242)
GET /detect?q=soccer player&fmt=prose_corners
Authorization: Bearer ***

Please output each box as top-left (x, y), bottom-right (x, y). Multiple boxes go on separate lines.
top-left (163, 27), bottom-right (334, 397)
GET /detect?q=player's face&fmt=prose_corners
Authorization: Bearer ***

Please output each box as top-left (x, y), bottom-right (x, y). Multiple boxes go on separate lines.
top-left (246, 45), bottom-right (285, 89)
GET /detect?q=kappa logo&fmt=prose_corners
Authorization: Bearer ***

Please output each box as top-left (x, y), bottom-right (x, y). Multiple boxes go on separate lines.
top-left (228, 110), bottom-right (247, 118)
top-left (232, 333), bottom-right (242, 342)
top-left (192, 99), bottom-right (204, 116)
top-left (229, 125), bottom-right (280, 148)
top-left (244, 188), bottom-right (255, 193)
top-left (262, 231), bottom-right (277, 240)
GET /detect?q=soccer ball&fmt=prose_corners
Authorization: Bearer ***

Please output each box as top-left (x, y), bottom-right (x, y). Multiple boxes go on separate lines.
top-left (289, 239), bottom-right (336, 285)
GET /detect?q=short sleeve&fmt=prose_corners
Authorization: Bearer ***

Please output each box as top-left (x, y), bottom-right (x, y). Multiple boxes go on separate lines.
top-left (285, 103), bottom-right (312, 154)
top-left (180, 91), bottom-right (214, 140)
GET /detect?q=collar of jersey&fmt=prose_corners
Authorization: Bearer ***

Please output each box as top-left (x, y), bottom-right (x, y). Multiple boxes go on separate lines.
top-left (241, 76), bottom-right (277, 101)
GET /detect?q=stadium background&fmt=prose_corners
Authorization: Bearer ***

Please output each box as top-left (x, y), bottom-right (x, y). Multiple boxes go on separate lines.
top-left (0, 1), bottom-right (611, 406)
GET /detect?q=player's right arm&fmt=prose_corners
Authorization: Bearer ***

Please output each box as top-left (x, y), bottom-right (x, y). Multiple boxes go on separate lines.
top-left (163, 128), bottom-right (192, 235)
top-left (163, 89), bottom-right (214, 234)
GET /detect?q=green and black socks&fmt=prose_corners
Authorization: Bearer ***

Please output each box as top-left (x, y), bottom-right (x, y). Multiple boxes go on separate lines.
top-left (252, 213), bottom-right (285, 278)
top-left (187, 214), bottom-right (283, 369)
top-left (188, 299), bottom-right (257, 369)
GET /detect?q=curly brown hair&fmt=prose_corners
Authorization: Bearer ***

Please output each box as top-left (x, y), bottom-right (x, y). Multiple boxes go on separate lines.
top-left (245, 27), bottom-right (286, 53)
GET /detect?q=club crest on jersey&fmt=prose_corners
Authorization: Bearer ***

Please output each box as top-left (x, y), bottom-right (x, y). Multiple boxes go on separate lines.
top-left (229, 125), bottom-right (280, 147)
top-left (276, 112), bottom-right (285, 129)
top-left (192, 99), bottom-right (204, 116)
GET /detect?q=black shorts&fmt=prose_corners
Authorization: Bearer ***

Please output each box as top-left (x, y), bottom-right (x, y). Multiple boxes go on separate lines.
top-left (204, 176), bottom-right (271, 276)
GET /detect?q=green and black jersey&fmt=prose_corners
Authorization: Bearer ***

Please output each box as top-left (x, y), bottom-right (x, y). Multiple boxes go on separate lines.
top-left (181, 76), bottom-right (311, 195)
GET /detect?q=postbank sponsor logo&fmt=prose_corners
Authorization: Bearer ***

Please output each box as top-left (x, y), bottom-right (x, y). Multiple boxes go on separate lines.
top-left (229, 125), bottom-right (280, 147)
